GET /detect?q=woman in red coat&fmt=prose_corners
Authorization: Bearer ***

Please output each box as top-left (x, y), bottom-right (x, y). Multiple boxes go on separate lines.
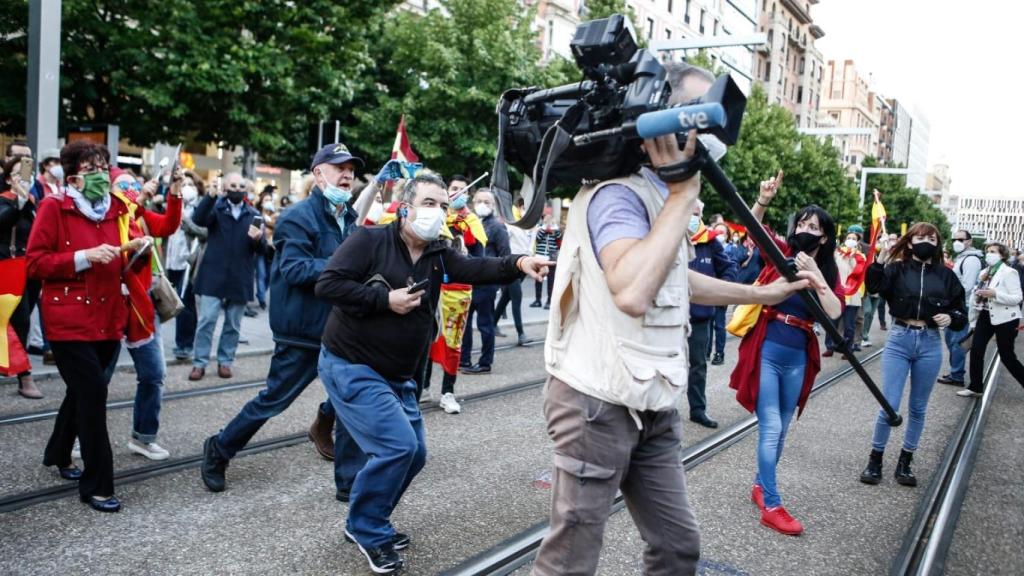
top-left (26, 141), bottom-right (148, 513)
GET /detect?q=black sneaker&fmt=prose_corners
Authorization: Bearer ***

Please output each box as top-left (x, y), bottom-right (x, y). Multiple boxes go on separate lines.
top-left (711, 353), bottom-right (724, 366)
top-left (461, 364), bottom-right (491, 374)
top-left (690, 413), bottom-right (719, 428)
top-left (345, 530), bottom-right (411, 551)
top-left (201, 436), bottom-right (228, 492)
top-left (336, 488), bottom-right (350, 503)
top-left (344, 530), bottom-right (404, 573)
top-left (529, 300), bottom-right (542, 308)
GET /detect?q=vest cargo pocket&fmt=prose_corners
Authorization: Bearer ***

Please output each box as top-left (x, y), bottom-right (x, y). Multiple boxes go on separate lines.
top-left (644, 288), bottom-right (684, 327)
top-left (616, 339), bottom-right (686, 389)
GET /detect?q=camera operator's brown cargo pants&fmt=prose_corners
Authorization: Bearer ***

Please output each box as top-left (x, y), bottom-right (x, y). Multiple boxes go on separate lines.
top-left (532, 377), bottom-right (701, 576)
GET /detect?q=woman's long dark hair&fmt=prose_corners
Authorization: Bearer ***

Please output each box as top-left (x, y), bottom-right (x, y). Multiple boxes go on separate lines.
top-left (786, 204), bottom-right (838, 289)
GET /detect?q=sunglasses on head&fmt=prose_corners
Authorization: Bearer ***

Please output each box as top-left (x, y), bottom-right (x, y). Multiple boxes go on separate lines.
top-left (117, 181), bottom-right (143, 192)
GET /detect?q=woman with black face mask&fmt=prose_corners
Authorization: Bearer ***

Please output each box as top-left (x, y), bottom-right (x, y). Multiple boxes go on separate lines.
top-left (859, 222), bottom-right (967, 488)
top-left (729, 171), bottom-right (844, 536)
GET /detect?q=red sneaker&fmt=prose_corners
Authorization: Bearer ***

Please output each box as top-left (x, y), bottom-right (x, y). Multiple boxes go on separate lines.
top-left (761, 506), bottom-right (803, 535)
top-left (751, 485), bottom-right (765, 510)
top-left (822, 350), bottom-right (834, 357)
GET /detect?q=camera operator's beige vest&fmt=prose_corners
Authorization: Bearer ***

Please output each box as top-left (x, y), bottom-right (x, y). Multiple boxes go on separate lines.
top-left (545, 172), bottom-right (692, 414)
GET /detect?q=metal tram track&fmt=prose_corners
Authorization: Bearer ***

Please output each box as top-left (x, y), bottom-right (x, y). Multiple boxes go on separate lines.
top-left (440, 349), bottom-right (888, 576)
top-left (0, 372), bottom-right (550, 514)
top-left (0, 339), bottom-right (546, 427)
top-left (890, 351), bottom-right (1003, 576)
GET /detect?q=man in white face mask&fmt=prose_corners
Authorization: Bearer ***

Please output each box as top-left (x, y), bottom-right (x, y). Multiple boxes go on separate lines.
top-left (461, 188), bottom-right (509, 373)
top-left (937, 229), bottom-right (984, 386)
top-left (314, 173), bottom-right (552, 573)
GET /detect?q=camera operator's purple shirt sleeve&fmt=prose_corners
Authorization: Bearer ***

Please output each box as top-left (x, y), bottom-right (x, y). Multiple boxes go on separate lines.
top-left (587, 169), bottom-right (669, 267)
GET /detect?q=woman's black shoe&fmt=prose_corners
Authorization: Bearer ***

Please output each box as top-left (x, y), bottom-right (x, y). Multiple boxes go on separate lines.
top-left (529, 300), bottom-right (542, 308)
top-left (81, 495), bottom-right (121, 513)
top-left (859, 449), bottom-right (883, 484)
top-left (58, 466), bottom-right (83, 481)
top-left (895, 449), bottom-right (917, 486)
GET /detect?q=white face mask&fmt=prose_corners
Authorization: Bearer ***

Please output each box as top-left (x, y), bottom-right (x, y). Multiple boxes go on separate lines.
top-left (844, 238), bottom-right (858, 249)
top-left (262, 201), bottom-right (276, 212)
top-left (410, 205), bottom-right (445, 241)
top-left (367, 202), bottom-right (384, 223)
top-left (985, 253), bottom-right (1002, 267)
top-left (474, 203), bottom-right (493, 218)
top-left (47, 164), bottom-right (64, 181)
top-left (181, 185), bottom-right (198, 202)
top-left (952, 240), bottom-right (965, 254)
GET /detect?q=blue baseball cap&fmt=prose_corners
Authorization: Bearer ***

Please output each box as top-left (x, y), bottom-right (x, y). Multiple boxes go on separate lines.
top-left (310, 143), bottom-right (364, 172)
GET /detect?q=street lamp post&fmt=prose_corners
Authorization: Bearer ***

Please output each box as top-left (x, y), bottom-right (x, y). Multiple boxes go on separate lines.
top-left (859, 167), bottom-right (910, 209)
top-left (27, 0), bottom-right (62, 155)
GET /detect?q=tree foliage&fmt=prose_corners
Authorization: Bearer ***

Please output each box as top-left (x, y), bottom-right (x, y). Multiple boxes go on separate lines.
top-left (703, 83), bottom-right (859, 232)
top-left (333, 0), bottom-right (572, 179)
top-left (858, 157), bottom-right (950, 241)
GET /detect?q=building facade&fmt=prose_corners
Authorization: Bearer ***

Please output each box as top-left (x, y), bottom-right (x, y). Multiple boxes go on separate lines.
top-left (819, 59), bottom-right (880, 172)
top-left (956, 196), bottom-right (1024, 250)
top-left (925, 163), bottom-right (957, 225)
top-left (906, 107), bottom-right (930, 191)
top-left (752, 0), bottom-right (825, 128)
top-left (889, 98), bottom-right (912, 167)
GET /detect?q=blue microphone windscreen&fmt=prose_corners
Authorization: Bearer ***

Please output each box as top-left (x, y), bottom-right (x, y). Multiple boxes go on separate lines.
top-left (635, 103), bottom-right (726, 139)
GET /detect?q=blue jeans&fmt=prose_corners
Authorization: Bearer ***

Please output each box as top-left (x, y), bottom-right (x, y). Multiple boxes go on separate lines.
top-left (255, 255), bottom-right (270, 307)
top-left (943, 323), bottom-right (969, 382)
top-left (128, 311), bottom-right (166, 443)
top-left (871, 325), bottom-right (943, 453)
top-left (193, 295), bottom-right (246, 368)
top-left (318, 347), bottom-right (427, 549)
top-left (713, 306), bottom-right (727, 356)
top-left (461, 286), bottom-right (497, 367)
top-left (167, 268), bottom-right (197, 356)
top-left (755, 340), bottom-right (807, 509)
top-left (215, 344), bottom-right (363, 490)
top-left (827, 304), bottom-right (860, 351)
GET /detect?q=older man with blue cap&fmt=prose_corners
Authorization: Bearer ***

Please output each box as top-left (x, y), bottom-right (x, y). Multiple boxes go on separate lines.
top-left (201, 143), bottom-right (409, 499)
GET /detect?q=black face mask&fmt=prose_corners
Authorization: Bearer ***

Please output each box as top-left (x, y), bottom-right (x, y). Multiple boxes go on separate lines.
top-left (227, 191), bottom-right (245, 204)
top-left (911, 241), bottom-right (937, 261)
top-left (791, 231), bottom-right (823, 254)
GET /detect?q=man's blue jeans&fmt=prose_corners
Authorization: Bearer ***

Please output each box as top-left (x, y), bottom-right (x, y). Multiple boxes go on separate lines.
top-left (872, 325), bottom-right (943, 453)
top-left (755, 340), bottom-right (807, 509)
top-left (167, 268), bottom-right (198, 357)
top-left (193, 295), bottom-right (246, 368)
top-left (318, 347), bottom-right (427, 550)
top-left (128, 311), bottom-right (166, 443)
top-left (255, 255), bottom-right (270, 307)
top-left (943, 323), bottom-right (969, 382)
top-left (214, 344), bottom-right (363, 490)
top-left (461, 286), bottom-right (497, 367)
top-left (712, 306), bottom-right (727, 356)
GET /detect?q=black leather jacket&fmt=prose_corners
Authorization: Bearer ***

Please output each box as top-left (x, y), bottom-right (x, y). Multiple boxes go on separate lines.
top-left (866, 259), bottom-right (968, 330)
top-left (0, 191), bottom-right (35, 259)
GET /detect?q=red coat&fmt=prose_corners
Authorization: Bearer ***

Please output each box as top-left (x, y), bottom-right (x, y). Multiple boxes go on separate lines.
top-left (728, 230), bottom-right (844, 418)
top-left (26, 194), bottom-right (131, 342)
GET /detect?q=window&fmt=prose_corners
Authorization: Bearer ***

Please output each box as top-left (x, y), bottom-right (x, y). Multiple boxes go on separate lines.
top-left (668, 0), bottom-right (673, 13)
top-left (713, 20), bottom-right (719, 36)
top-left (647, 18), bottom-right (655, 40)
top-left (797, 86), bottom-right (803, 103)
top-left (666, 29), bottom-right (672, 40)
top-left (699, 9), bottom-right (705, 33)
top-left (685, 0), bottom-right (691, 23)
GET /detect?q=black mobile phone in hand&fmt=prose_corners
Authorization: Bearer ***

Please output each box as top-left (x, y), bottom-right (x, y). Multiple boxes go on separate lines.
top-left (407, 278), bottom-right (430, 294)
top-left (252, 215), bottom-right (264, 228)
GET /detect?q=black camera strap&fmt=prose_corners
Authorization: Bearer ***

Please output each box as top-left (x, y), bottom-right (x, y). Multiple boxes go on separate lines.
top-left (655, 152), bottom-right (708, 183)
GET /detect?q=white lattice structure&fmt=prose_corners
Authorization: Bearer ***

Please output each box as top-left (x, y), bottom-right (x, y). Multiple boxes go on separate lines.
top-left (956, 196), bottom-right (1024, 250)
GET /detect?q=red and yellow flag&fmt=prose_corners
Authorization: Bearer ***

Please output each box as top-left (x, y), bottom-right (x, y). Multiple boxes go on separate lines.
top-left (866, 191), bottom-right (888, 263)
top-left (0, 257), bottom-right (30, 376)
top-left (391, 115), bottom-right (419, 163)
top-left (430, 284), bottom-right (473, 376)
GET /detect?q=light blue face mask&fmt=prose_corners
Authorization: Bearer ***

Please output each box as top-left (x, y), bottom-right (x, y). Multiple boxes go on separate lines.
top-left (323, 183), bottom-right (352, 207)
top-left (688, 215), bottom-right (701, 233)
top-left (451, 196), bottom-right (468, 210)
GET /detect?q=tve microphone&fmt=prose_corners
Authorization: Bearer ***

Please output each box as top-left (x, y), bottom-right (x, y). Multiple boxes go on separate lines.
top-left (635, 103), bottom-right (727, 139)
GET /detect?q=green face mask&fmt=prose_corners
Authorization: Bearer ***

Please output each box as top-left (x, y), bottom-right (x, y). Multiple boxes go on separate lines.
top-left (81, 171), bottom-right (110, 202)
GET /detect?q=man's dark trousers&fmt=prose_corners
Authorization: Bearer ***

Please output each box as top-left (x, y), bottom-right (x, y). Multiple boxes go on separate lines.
top-left (213, 343), bottom-right (366, 490)
top-left (461, 286), bottom-right (498, 367)
top-left (686, 318), bottom-right (712, 419)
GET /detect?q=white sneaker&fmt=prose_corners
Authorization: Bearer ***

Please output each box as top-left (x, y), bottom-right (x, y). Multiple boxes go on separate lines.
top-left (71, 439), bottom-right (81, 460)
top-left (128, 438), bottom-right (170, 460)
top-left (861, 339), bottom-right (872, 347)
top-left (956, 389), bottom-right (982, 398)
top-left (439, 393), bottom-right (462, 414)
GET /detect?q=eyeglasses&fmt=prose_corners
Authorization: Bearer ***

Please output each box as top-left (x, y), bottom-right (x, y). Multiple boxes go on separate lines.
top-left (117, 181), bottom-right (143, 193)
top-left (225, 183), bottom-right (246, 191)
top-left (77, 163), bottom-right (109, 173)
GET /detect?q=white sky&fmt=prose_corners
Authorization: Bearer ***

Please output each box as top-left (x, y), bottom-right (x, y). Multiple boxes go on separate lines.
top-left (813, 0), bottom-right (1022, 199)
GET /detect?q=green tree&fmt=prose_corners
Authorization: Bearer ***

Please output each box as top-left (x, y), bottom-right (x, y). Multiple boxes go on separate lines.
top-left (703, 83), bottom-right (859, 232)
top-left (0, 0), bottom-right (396, 174)
top-left (335, 0), bottom-right (572, 178)
top-left (858, 157), bottom-right (950, 241)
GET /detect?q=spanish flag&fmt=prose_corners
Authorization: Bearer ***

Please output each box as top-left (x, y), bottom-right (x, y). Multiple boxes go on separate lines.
top-left (0, 257), bottom-right (30, 376)
top-left (866, 192), bottom-right (887, 264)
top-left (391, 115), bottom-right (419, 163)
top-left (430, 284), bottom-right (473, 376)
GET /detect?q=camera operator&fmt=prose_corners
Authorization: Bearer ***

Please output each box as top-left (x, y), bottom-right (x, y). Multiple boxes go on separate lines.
top-left (314, 173), bottom-right (552, 573)
top-left (532, 63), bottom-right (824, 576)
